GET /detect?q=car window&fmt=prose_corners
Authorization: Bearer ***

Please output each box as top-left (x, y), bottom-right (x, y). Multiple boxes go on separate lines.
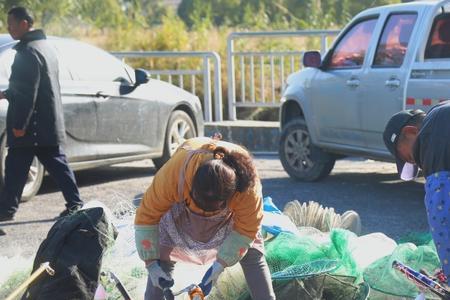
top-left (0, 46), bottom-right (71, 82)
top-left (329, 18), bottom-right (378, 69)
top-left (53, 40), bottom-right (131, 83)
top-left (425, 14), bottom-right (450, 59)
top-left (373, 13), bottom-right (417, 67)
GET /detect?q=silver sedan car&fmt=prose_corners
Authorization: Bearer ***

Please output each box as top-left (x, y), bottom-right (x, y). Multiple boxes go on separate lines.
top-left (0, 34), bottom-right (204, 200)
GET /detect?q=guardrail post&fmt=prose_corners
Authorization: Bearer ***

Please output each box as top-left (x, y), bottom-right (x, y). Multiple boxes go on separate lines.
top-left (211, 53), bottom-right (223, 122)
top-left (227, 36), bottom-right (237, 121)
top-left (320, 34), bottom-right (328, 56)
top-left (203, 57), bottom-right (212, 122)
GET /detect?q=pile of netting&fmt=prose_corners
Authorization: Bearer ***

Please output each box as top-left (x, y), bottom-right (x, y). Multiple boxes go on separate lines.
top-left (208, 228), bottom-right (371, 300)
top-left (0, 197), bottom-right (443, 300)
top-left (208, 199), bottom-right (441, 300)
top-left (209, 230), bottom-right (440, 300)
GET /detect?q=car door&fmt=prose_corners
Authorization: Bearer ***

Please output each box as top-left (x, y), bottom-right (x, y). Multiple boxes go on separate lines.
top-left (55, 40), bottom-right (158, 155)
top-left (407, 10), bottom-right (450, 114)
top-left (361, 13), bottom-right (419, 151)
top-left (50, 39), bottom-right (97, 145)
top-left (0, 43), bottom-right (99, 161)
top-left (88, 50), bottom-right (160, 151)
top-left (309, 17), bottom-right (378, 148)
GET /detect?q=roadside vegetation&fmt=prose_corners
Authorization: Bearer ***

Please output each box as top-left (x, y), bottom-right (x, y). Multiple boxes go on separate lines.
top-left (0, 0), bottom-right (402, 53)
top-left (0, 0), bottom-right (401, 119)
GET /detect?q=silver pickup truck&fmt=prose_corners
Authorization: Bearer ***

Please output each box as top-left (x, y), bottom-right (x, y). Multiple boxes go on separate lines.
top-left (279, 0), bottom-right (450, 181)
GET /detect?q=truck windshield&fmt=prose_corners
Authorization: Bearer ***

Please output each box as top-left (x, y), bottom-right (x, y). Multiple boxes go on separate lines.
top-left (329, 18), bottom-right (378, 69)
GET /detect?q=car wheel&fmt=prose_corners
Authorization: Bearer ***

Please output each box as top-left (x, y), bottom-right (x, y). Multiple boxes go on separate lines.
top-left (0, 134), bottom-right (44, 202)
top-left (153, 110), bottom-right (197, 170)
top-left (279, 119), bottom-right (335, 181)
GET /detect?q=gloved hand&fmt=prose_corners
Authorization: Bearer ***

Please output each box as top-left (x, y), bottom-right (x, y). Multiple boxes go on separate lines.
top-left (146, 260), bottom-right (174, 290)
top-left (199, 261), bottom-right (225, 296)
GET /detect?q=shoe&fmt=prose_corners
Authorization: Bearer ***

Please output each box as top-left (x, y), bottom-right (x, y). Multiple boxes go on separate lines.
top-left (58, 204), bottom-right (82, 218)
top-left (0, 211), bottom-right (14, 222)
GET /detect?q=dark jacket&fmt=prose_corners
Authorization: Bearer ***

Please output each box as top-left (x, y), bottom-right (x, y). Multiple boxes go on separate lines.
top-left (4, 29), bottom-right (65, 148)
top-left (413, 101), bottom-right (450, 178)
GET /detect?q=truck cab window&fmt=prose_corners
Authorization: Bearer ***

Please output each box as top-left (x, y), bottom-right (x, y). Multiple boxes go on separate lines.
top-left (425, 14), bottom-right (450, 59)
top-left (373, 14), bottom-right (417, 67)
top-left (329, 18), bottom-right (378, 69)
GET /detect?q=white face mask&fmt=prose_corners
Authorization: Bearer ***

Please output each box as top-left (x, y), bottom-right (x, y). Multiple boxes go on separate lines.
top-left (400, 162), bottom-right (419, 181)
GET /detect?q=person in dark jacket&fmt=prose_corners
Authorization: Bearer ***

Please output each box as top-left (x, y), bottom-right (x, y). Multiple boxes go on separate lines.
top-left (383, 101), bottom-right (450, 283)
top-left (0, 7), bottom-right (83, 221)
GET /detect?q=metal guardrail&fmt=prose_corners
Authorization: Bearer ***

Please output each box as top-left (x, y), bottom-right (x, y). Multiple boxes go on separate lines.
top-left (227, 30), bottom-right (340, 120)
top-left (112, 51), bottom-right (222, 122)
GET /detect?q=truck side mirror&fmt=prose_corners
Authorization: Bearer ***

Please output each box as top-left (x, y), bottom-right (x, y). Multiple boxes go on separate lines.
top-left (303, 51), bottom-right (322, 68)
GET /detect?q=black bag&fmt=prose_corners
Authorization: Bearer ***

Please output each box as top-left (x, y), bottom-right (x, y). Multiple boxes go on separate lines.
top-left (22, 207), bottom-right (117, 300)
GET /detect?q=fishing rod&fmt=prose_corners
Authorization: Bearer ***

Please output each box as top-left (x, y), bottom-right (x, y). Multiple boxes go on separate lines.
top-left (392, 260), bottom-right (450, 300)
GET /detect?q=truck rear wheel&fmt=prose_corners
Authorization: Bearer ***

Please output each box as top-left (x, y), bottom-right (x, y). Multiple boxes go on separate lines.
top-left (279, 120), bottom-right (335, 181)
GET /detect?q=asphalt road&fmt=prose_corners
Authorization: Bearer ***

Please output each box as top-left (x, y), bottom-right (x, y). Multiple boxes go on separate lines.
top-left (0, 156), bottom-right (428, 258)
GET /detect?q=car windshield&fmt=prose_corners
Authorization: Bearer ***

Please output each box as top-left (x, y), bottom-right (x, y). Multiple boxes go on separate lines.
top-left (0, 39), bottom-right (135, 84)
top-left (53, 39), bottom-right (133, 84)
top-left (0, 46), bottom-right (15, 83)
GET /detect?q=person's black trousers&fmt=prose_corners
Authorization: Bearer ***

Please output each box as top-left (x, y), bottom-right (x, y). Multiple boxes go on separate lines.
top-left (0, 146), bottom-right (82, 215)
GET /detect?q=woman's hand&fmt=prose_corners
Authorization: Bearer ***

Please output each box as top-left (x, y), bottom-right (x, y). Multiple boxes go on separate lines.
top-left (199, 260), bottom-right (225, 295)
top-left (146, 260), bottom-right (174, 290)
top-left (13, 128), bottom-right (25, 137)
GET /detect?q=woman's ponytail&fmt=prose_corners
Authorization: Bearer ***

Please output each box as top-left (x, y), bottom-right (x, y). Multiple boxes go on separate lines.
top-left (213, 146), bottom-right (257, 193)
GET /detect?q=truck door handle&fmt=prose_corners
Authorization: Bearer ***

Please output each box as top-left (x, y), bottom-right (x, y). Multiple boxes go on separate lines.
top-left (385, 78), bottom-right (400, 88)
top-left (346, 78), bottom-right (360, 88)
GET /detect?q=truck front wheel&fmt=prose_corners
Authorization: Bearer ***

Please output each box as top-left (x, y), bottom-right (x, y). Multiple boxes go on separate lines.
top-left (279, 120), bottom-right (335, 181)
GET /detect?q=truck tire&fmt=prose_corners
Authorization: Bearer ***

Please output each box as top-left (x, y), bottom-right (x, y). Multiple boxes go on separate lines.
top-left (153, 110), bottom-right (197, 170)
top-left (0, 134), bottom-right (44, 202)
top-left (279, 119), bottom-right (335, 181)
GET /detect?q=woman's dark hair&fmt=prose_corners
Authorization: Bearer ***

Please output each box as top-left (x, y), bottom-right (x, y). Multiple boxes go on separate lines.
top-left (191, 146), bottom-right (257, 212)
top-left (8, 7), bottom-right (34, 26)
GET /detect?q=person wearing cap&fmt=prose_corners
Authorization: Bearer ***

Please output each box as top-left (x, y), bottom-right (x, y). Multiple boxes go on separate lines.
top-left (134, 136), bottom-right (275, 299)
top-left (383, 101), bottom-right (450, 283)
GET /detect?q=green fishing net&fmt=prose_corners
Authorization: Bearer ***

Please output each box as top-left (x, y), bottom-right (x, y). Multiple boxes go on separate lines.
top-left (265, 229), bottom-right (361, 280)
top-left (271, 259), bottom-right (339, 280)
top-left (210, 230), bottom-right (442, 300)
top-left (209, 228), bottom-right (369, 300)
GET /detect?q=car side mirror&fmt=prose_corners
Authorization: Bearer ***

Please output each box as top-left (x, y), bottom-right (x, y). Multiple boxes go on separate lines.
top-left (303, 51), bottom-right (322, 68)
top-left (134, 68), bottom-right (150, 86)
